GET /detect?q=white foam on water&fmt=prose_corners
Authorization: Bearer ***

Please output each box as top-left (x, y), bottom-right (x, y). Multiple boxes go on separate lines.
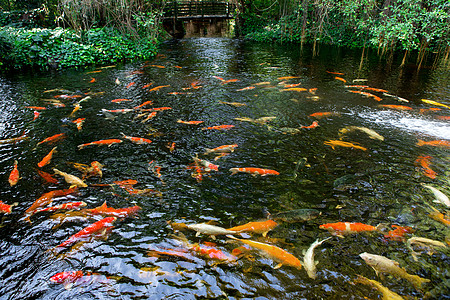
top-left (354, 109), bottom-right (450, 140)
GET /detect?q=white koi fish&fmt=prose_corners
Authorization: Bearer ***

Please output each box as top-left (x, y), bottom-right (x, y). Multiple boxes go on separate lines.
top-left (303, 237), bottom-right (331, 279)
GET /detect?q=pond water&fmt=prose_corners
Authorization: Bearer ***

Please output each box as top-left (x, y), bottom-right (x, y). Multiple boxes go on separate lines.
top-left (0, 38), bottom-right (449, 299)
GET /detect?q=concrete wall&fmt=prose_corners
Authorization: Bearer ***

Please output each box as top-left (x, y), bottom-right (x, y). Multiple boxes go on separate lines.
top-left (163, 18), bottom-right (231, 38)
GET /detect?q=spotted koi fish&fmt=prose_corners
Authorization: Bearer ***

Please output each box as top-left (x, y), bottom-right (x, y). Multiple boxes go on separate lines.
top-left (77, 139), bottom-right (123, 150)
top-left (319, 222), bottom-right (378, 236)
top-left (201, 125), bottom-right (235, 130)
top-left (121, 133), bottom-right (152, 144)
top-left (229, 167), bottom-right (279, 176)
top-left (8, 160), bottom-right (20, 186)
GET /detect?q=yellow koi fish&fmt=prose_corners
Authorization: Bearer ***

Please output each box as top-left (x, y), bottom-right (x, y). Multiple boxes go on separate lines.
top-left (421, 99), bottom-right (450, 109)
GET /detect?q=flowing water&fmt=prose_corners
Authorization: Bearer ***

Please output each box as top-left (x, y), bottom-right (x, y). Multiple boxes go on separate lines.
top-left (0, 38), bottom-right (449, 299)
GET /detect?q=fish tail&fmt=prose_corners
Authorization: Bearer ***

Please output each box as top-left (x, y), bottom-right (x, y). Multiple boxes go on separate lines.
top-left (229, 168), bottom-right (238, 175)
top-left (77, 145), bottom-right (85, 150)
top-left (408, 274), bottom-right (430, 290)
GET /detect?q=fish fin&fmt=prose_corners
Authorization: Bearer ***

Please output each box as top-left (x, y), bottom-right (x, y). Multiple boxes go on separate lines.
top-left (273, 263), bottom-right (283, 269)
top-left (63, 282), bottom-right (73, 290)
top-left (195, 232), bottom-right (200, 237)
top-left (262, 231), bottom-right (268, 237)
top-left (210, 235), bottom-right (216, 240)
top-left (229, 168), bottom-right (238, 175)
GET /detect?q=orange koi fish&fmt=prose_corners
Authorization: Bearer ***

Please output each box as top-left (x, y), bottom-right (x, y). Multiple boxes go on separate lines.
top-left (301, 120), bottom-right (319, 129)
top-left (324, 140), bottom-right (367, 151)
top-left (309, 88), bottom-right (318, 94)
top-left (309, 112), bottom-right (339, 118)
top-left (142, 83), bottom-right (153, 89)
top-left (384, 225), bottom-right (414, 242)
top-left (72, 118), bottom-right (85, 131)
top-left (227, 220), bottom-right (278, 237)
top-left (428, 208), bottom-right (450, 227)
top-left (419, 108), bottom-right (441, 113)
top-left (86, 70), bottom-right (102, 74)
top-left (278, 76), bottom-right (300, 80)
top-left (229, 167), bottom-right (279, 176)
top-left (228, 236), bottom-right (302, 269)
top-left (148, 85), bottom-right (170, 92)
top-left (89, 161), bottom-right (103, 178)
top-left (37, 169), bottom-right (59, 184)
top-left (193, 157), bottom-right (219, 171)
top-left (326, 71), bottom-right (344, 75)
top-left (8, 160), bottom-right (20, 186)
top-left (380, 105), bottom-right (413, 111)
top-left (89, 78), bottom-right (96, 83)
top-left (415, 155), bottom-right (436, 179)
top-left (201, 125), bottom-right (235, 130)
top-left (319, 222), bottom-right (378, 236)
top-left (134, 101), bottom-right (153, 110)
top-left (149, 65), bottom-right (165, 68)
top-left (177, 120), bottom-right (204, 125)
top-left (222, 79), bottom-right (240, 84)
top-left (149, 107), bottom-right (172, 111)
top-left (126, 82), bottom-right (135, 89)
top-left (38, 147), bottom-right (57, 168)
top-left (113, 179), bottom-right (138, 187)
top-left (416, 139), bottom-right (450, 148)
top-left (363, 87), bottom-right (388, 93)
top-left (69, 103), bottom-right (81, 117)
top-left (0, 200), bottom-right (14, 214)
top-left (111, 99), bottom-right (131, 103)
top-left (237, 86), bottom-right (255, 91)
top-left (54, 216), bottom-right (116, 249)
top-left (282, 87), bottom-right (307, 92)
top-left (349, 90), bottom-right (382, 101)
top-left (37, 201), bottom-right (87, 213)
top-left (167, 142), bottom-right (176, 152)
top-left (213, 76), bottom-right (225, 81)
top-left (345, 85), bottom-right (369, 89)
top-left (121, 133), bottom-right (152, 144)
top-left (37, 133), bottom-right (66, 146)
top-left (204, 144), bottom-right (238, 154)
top-left (88, 202), bottom-right (141, 218)
top-left (32, 111), bottom-right (40, 121)
top-left (77, 139), bottom-right (122, 150)
top-left (102, 109), bottom-right (133, 113)
top-left (436, 116), bottom-right (450, 120)
top-left (141, 112), bottom-right (157, 123)
top-left (335, 77), bottom-right (347, 83)
top-left (284, 83), bottom-right (302, 88)
top-left (25, 188), bottom-right (78, 216)
top-left (25, 106), bottom-right (47, 110)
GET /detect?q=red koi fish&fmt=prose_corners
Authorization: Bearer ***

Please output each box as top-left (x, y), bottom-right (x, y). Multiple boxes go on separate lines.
top-left (380, 105), bottom-right (413, 111)
top-left (237, 86), bottom-right (255, 91)
top-left (113, 179), bottom-right (138, 187)
top-left (0, 200), bottom-right (14, 214)
top-left (72, 118), bottom-right (85, 131)
top-left (126, 82), bottom-right (135, 89)
top-left (120, 133), bottom-right (152, 144)
top-left (33, 111), bottom-right (40, 121)
top-left (229, 167), bottom-right (279, 176)
top-left (227, 220), bottom-right (278, 237)
top-left (201, 125), bottom-right (235, 130)
top-left (36, 169), bottom-right (59, 184)
top-left (419, 108), bottom-right (441, 113)
top-left (50, 270), bottom-right (84, 284)
top-left (148, 85), bottom-right (170, 92)
top-left (213, 76), bottom-right (225, 81)
top-left (25, 106), bottom-right (47, 110)
top-left (55, 216), bottom-right (117, 249)
top-left (326, 71), bottom-right (344, 75)
top-left (38, 146), bottom-right (57, 168)
top-left (349, 90), bottom-right (382, 101)
top-left (141, 112), bottom-right (157, 122)
top-left (193, 157), bottom-right (219, 171)
top-left (37, 201), bottom-right (87, 213)
top-left (363, 87), bottom-right (388, 93)
top-left (77, 139), bottom-right (122, 150)
top-left (37, 133), bottom-right (66, 146)
top-left (319, 222), bottom-right (379, 236)
top-left (384, 225), bottom-right (414, 242)
top-left (8, 160), bottom-right (20, 186)
top-left (134, 101), bottom-right (153, 110)
top-left (335, 77), bottom-right (347, 83)
top-left (111, 99), bottom-right (131, 103)
top-left (88, 202), bottom-right (141, 218)
top-left (416, 139), bottom-right (450, 148)
top-left (415, 155), bottom-right (437, 179)
top-left (142, 83), bottom-right (153, 89)
top-left (436, 116), bottom-right (450, 120)
top-left (309, 112), bottom-right (340, 118)
top-left (25, 188), bottom-right (78, 216)
top-left (301, 120), bottom-right (319, 129)
top-left (167, 142), bottom-right (176, 152)
top-left (177, 120), bottom-right (204, 125)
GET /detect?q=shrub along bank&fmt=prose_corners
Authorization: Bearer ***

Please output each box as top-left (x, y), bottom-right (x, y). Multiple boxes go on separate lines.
top-left (0, 26), bottom-right (158, 70)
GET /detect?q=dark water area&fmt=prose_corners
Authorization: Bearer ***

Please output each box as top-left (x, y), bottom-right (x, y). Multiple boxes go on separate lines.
top-left (0, 38), bottom-right (449, 299)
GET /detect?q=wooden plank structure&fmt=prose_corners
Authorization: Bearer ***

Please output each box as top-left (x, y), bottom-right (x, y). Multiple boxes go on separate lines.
top-left (164, 1), bottom-right (235, 20)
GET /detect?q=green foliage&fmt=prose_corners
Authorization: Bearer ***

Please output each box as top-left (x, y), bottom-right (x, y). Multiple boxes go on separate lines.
top-left (0, 26), bottom-right (158, 70)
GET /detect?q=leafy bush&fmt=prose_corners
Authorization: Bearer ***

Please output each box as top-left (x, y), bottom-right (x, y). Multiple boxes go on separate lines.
top-left (0, 26), bottom-right (158, 70)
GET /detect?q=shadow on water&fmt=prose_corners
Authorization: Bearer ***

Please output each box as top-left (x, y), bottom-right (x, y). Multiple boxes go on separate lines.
top-left (0, 38), bottom-right (449, 299)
